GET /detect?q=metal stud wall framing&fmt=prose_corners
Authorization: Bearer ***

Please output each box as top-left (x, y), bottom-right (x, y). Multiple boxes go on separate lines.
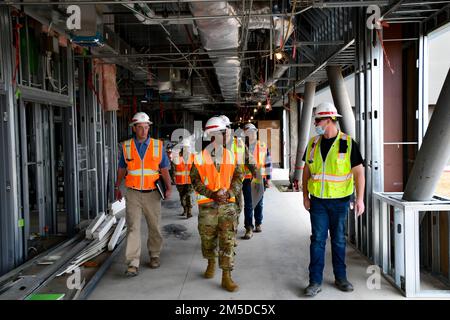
top-left (351, 7), bottom-right (384, 259)
top-left (0, 6), bottom-right (24, 274)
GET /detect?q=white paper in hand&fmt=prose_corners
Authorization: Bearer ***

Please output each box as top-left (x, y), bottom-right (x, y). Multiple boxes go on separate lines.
top-left (251, 171), bottom-right (264, 210)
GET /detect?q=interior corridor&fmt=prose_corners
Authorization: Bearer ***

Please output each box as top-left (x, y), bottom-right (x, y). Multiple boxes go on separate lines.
top-left (89, 170), bottom-right (402, 300)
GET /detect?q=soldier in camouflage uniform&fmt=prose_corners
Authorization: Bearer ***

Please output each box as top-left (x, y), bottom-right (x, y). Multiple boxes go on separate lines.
top-left (171, 140), bottom-right (195, 218)
top-left (190, 116), bottom-right (243, 292)
top-left (175, 184), bottom-right (194, 218)
top-left (219, 116), bottom-right (257, 247)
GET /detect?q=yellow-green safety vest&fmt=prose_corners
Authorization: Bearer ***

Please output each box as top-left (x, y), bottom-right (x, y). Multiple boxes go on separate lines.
top-left (305, 131), bottom-right (353, 199)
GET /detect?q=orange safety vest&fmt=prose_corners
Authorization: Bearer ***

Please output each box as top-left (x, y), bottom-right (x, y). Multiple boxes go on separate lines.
top-left (123, 138), bottom-right (162, 190)
top-left (244, 141), bottom-right (267, 179)
top-left (193, 147), bottom-right (236, 205)
top-left (173, 153), bottom-right (194, 185)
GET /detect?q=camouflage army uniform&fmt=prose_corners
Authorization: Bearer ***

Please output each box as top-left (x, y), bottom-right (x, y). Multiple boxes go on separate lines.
top-left (176, 184), bottom-right (194, 214)
top-left (171, 161), bottom-right (194, 216)
top-left (190, 163), bottom-right (244, 270)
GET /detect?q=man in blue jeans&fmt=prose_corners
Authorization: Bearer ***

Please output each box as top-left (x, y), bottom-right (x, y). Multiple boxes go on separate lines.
top-left (241, 123), bottom-right (272, 240)
top-left (302, 102), bottom-right (365, 297)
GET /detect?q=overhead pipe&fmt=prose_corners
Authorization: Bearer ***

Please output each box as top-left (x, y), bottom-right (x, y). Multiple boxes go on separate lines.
top-left (326, 65), bottom-right (356, 138)
top-left (288, 92), bottom-right (299, 184)
top-left (189, 1), bottom-right (240, 101)
top-left (403, 69), bottom-right (450, 201)
top-left (1, 0), bottom-right (389, 6)
top-left (293, 81), bottom-right (316, 186)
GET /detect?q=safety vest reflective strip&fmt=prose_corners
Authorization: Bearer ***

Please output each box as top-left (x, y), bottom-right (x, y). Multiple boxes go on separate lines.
top-left (197, 194), bottom-right (236, 204)
top-left (174, 171), bottom-right (191, 175)
top-left (153, 139), bottom-right (160, 158)
top-left (194, 148), bottom-right (236, 204)
top-left (306, 132), bottom-right (353, 198)
top-left (124, 140), bottom-right (132, 160)
top-left (128, 169), bottom-right (160, 176)
top-left (310, 173), bottom-right (353, 182)
top-left (244, 142), bottom-right (267, 179)
top-left (308, 135), bottom-right (321, 163)
top-left (123, 138), bottom-right (161, 190)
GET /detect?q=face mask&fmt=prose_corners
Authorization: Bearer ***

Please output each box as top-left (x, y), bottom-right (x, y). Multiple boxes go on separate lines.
top-left (315, 125), bottom-right (326, 135)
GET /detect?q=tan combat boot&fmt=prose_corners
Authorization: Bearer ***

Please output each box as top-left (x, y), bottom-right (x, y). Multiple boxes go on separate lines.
top-left (221, 270), bottom-right (239, 292)
top-left (204, 259), bottom-right (215, 278)
top-left (242, 227), bottom-right (253, 240)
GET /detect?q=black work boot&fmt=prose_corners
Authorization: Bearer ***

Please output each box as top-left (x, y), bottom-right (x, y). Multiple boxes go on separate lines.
top-left (304, 283), bottom-right (322, 297)
top-left (335, 278), bottom-right (354, 292)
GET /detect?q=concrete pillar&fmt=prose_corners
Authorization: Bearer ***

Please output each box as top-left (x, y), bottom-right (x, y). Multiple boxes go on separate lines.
top-left (293, 82), bottom-right (316, 183)
top-left (403, 69), bottom-right (450, 201)
top-left (289, 93), bottom-right (299, 183)
top-left (327, 65), bottom-right (356, 138)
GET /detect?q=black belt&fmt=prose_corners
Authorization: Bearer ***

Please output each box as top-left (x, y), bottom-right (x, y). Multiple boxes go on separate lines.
top-left (131, 188), bottom-right (156, 193)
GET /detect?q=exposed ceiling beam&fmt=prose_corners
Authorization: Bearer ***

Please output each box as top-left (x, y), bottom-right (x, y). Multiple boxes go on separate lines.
top-left (1, 0), bottom-right (389, 6)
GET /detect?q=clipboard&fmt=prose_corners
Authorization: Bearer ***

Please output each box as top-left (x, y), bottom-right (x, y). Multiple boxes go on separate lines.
top-left (155, 179), bottom-right (167, 200)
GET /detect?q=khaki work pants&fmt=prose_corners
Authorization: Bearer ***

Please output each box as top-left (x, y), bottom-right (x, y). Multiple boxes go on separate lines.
top-left (125, 188), bottom-right (162, 268)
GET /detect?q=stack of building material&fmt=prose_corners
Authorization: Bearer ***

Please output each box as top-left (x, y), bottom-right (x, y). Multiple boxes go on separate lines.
top-left (56, 213), bottom-right (126, 276)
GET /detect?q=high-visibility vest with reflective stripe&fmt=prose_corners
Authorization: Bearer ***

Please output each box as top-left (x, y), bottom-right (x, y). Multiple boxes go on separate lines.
top-left (306, 131), bottom-right (353, 199)
top-left (244, 141), bottom-right (267, 179)
top-left (173, 153), bottom-right (194, 185)
top-left (123, 138), bottom-right (162, 190)
top-left (193, 147), bottom-right (236, 205)
top-left (232, 137), bottom-right (246, 182)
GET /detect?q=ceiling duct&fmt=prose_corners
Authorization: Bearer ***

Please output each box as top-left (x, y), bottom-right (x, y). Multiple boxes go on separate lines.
top-left (189, 2), bottom-right (240, 102)
top-left (229, 3), bottom-right (294, 102)
top-left (232, 3), bottom-right (294, 47)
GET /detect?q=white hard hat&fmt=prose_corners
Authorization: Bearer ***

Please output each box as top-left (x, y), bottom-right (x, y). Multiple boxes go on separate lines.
top-left (220, 115), bottom-right (232, 127)
top-left (244, 123), bottom-right (258, 132)
top-left (204, 116), bottom-right (227, 135)
top-left (314, 102), bottom-right (342, 119)
top-left (130, 112), bottom-right (152, 126)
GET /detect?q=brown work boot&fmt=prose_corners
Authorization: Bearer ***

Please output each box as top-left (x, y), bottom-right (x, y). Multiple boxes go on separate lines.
top-left (221, 270), bottom-right (239, 292)
top-left (186, 208), bottom-right (192, 219)
top-left (242, 227), bottom-right (253, 240)
top-left (254, 225), bottom-right (262, 233)
top-left (125, 265), bottom-right (139, 277)
top-left (204, 259), bottom-right (216, 278)
top-left (149, 257), bottom-right (160, 269)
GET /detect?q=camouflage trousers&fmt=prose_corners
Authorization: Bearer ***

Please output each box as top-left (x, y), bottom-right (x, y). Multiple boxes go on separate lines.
top-left (234, 190), bottom-right (243, 231)
top-left (176, 184), bottom-right (193, 211)
top-left (198, 202), bottom-right (237, 270)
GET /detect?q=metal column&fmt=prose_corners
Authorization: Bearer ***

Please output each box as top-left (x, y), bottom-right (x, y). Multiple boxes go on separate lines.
top-left (326, 65), bottom-right (356, 138)
top-left (293, 81), bottom-right (316, 183)
top-left (64, 46), bottom-right (79, 234)
top-left (288, 93), bottom-right (299, 183)
top-left (0, 6), bottom-right (23, 274)
top-left (403, 69), bottom-right (450, 201)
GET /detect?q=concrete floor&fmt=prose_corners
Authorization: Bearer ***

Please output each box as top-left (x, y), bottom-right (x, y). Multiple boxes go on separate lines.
top-left (89, 169), bottom-right (405, 300)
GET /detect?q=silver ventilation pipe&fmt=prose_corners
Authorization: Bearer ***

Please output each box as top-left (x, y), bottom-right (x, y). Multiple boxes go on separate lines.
top-left (189, 2), bottom-right (240, 101)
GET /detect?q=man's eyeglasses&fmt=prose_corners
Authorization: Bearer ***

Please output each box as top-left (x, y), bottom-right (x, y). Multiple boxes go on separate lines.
top-left (314, 118), bottom-right (329, 125)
